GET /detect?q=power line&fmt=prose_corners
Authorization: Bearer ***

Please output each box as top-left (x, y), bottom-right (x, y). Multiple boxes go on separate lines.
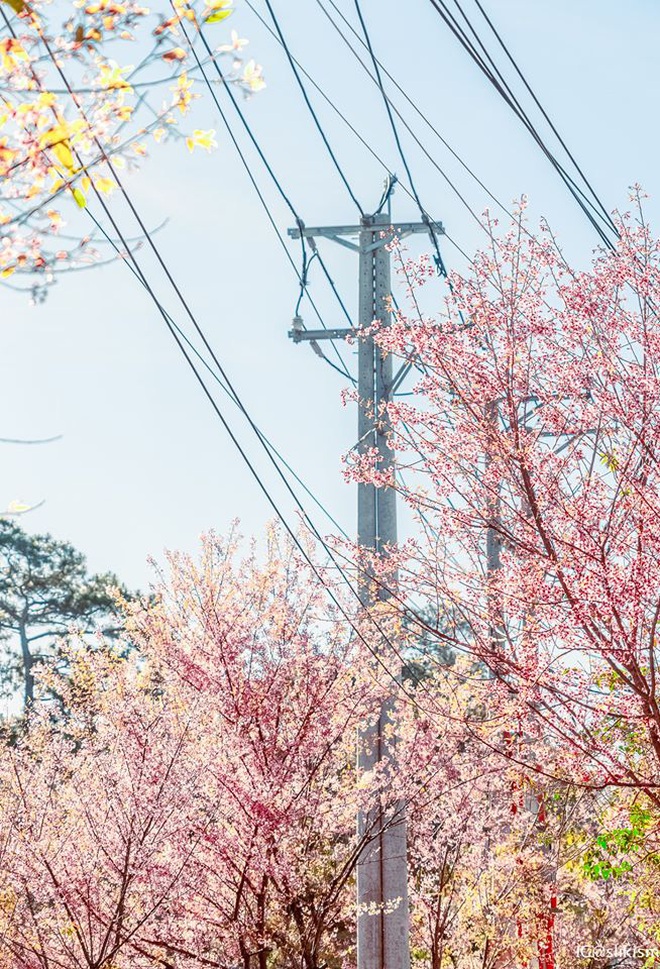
top-left (315, 0), bottom-right (615, 248)
top-left (70, 203), bottom-right (352, 540)
top-left (314, 0), bottom-right (617, 262)
top-left (242, 0), bottom-right (476, 265)
top-left (315, 0), bottom-right (512, 230)
top-left (242, 0), bottom-right (478, 273)
top-left (424, 0), bottom-right (617, 248)
top-left (262, 0), bottom-right (365, 217)
top-left (459, 0), bottom-right (617, 236)
top-left (181, 19), bottom-right (353, 385)
top-left (184, 9), bottom-right (357, 383)
top-left (10, 9), bottom-right (446, 724)
top-left (352, 0), bottom-right (447, 276)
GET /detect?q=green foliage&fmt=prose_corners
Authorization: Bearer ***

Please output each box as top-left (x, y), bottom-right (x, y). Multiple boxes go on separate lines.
top-left (583, 805), bottom-right (655, 881)
top-left (0, 520), bottom-right (130, 707)
top-left (402, 603), bottom-right (459, 684)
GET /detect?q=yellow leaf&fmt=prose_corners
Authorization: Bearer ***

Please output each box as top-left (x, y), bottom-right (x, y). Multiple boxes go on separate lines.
top-left (186, 128), bottom-right (217, 152)
top-left (205, 7), bottom-right (231, 22)
top-left (72, 187), bottom-right (86, 208)
top-left (39, 124), bottom-right (71, 151)
top-left (0, 38), bottom-right (28, 70)
top-left (171, 70), bottom-right (194, 114)
top-left (0, 142), bottom-right (13, 171)
top-left (1, 0), bottom-right (26, 15)
top-left (599, 451), bottom-right (619, 473)
top-left (94, 175), bottom-right (114, 193)
top-left (98, 60), bottom-right (133, 91)
top-left (37, 91), bottom-right (57, 108)
top-left (51, 141), bottom-right (75, 172)
top-left (0, 265), bottom-right (15, 278)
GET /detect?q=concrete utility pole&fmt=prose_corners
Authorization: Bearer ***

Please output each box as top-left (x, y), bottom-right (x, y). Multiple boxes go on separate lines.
top-left (288, 207), bottom-right (444, 969)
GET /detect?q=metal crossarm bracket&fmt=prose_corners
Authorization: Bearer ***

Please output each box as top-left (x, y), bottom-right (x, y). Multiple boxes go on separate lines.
top-left (288, 220), bottom-right (444, 254)
top-left (288, 326), bottom-right (356, 343)
top-left (288, 221), bottom-right (444, 239)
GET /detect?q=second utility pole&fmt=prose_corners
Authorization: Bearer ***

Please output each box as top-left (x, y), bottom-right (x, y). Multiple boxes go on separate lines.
top-left (289, 206), bottom-right (443, 969)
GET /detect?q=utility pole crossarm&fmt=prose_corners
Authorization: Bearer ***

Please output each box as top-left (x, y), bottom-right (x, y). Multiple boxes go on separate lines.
top-left (289, 326), bottom-right (356, 343)
top-left (288, 221), bottom-right (444, 254)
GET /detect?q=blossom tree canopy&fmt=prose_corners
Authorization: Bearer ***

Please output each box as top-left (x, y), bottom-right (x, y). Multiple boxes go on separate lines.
top-left (348, 196), bottom-right (660, 806)
top-left (1, 527), bottom-right (657, 968)
top-left (0, 529), bottom-right (384, 969)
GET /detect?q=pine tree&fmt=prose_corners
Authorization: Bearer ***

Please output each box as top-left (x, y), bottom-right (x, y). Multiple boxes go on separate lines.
top-left (0, 521), bottom-right (126, 708)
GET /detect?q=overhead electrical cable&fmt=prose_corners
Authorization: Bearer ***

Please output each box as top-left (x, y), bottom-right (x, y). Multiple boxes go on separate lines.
top-left (182, 27), bottom-right (356, 386)
top-left (424, 0), bottom-right (617, 248)
top-left (314, 0), bottom-right (513, 229)
top-left (242, 0), bottom-right (476, 265)
top-left (450, 0), bottom-right (613, 236)
top-left (460, 0), bottom-right (617, 236)
top-left (14, 11), bottom-right (452, 724)
top-left (71, 207), bottom-right (351, 539)
top-left (261, 0), bottom-right (364, 218)
top-left (352, 0), bottom-right (447, 276)
top-left (86, 186), bottom-right (425, 712)
top-left (309, 0), bottom-right (617, 249)
top-left (316, 0), bottom-right (618, 259)
top-left (184, 10), bottom-right (358, 383)
top-left (210, 8), bottom-right (465, 417)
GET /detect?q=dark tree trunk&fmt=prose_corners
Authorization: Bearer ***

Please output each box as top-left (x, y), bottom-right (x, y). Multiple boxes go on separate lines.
top-left (19, 621), bottom-right (34, 707)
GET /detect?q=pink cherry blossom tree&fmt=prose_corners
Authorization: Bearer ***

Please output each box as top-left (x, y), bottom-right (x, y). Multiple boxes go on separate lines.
top-left (0, 529), bottom-right (397, 969)
top-left (0, 525), bottom-right (655, 967)
top-left (345, 193), bottom-right (660, 963)
top-left (350, 196), bottom-right (660, 801)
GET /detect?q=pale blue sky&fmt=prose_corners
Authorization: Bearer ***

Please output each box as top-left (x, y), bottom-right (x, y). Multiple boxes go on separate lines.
top-left (3, 0), bottom-right (659, 589)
